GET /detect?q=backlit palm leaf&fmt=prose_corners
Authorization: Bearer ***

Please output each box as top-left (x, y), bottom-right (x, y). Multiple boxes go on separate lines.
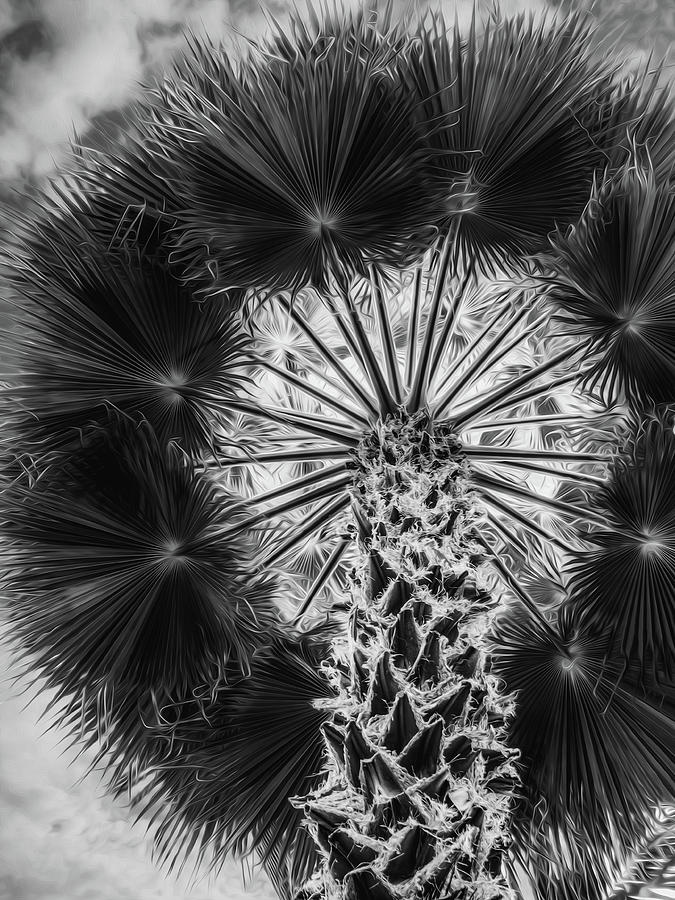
top-left (135, 631), bottom-right (335, 896)
top-left (1, 417), bottom-right (279, 774)
top-left (568, 410), bottom-right (675, 677)
top-left (3, 209), bottom-right (249, 456)
top-left (491, 604), bottom-right (675, 900)
top-left (404, 10), bottom-right (619, 273)
top-left (547, 161), bottom-right (675, 403)
top-left (143, 8), bottom-right (446, 293)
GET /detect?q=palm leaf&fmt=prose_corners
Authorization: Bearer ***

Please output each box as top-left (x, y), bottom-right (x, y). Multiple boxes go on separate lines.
top-left (609, 807), bottom-right (675, 899)
top-left (0, 416), bottom-right (280, 769)
top-left (3, 208), bottom-right (249, 456)
top-left (404, 9), bottom-right (620, 273)
top-left (583, 59), bottom-right (675, 182)
top-left (568, 410), bottom-right (675, 677)
top-left (143, 7), bottom-right (445, 293)
top-left (546, 161), bottom-right (675, 403)
top-left (491, 603), bottom-right (675, 900)
top-left (135, 630), bottom-right (335, 897)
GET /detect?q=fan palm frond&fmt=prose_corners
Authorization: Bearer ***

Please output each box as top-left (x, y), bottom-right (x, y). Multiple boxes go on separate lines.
top-left (404, 9), bottom-right (619, 273)
top-left (568, 410), bottom-right (675, 677)
top-left (3, 209), bottom-right (249, 456)
top-left (1, 417), bottom-right (280, 761)
top-left (547, 161), bottom-right (675, 404)
top-left (143, 7), bottom-right (446, 294)
top-left (491, 604), bottom-right (675, 900)
top-left (135, 632), bottom-right (334, 897)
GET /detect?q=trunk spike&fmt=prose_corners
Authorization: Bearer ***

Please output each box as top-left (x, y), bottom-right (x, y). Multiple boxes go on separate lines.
top-left (387, 607), bottom-right (421, 667)
top-left (359, 751), bottom-right (408, 802)
top-left (409, 631), bottom-right (442, 687)
top-left (327, 828), bottom-right (378, 882)
top-left (382, 692), bottom-right (419, 754)
top-left (382, 824), bottom-right (436, 883)
top-left (368, 651), bottom-right (400, 716)
top-left (397, 716), bottom-right (445, 778)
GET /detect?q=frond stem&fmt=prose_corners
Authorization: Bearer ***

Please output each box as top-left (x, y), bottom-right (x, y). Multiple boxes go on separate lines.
top-left (334, 280), bottom-right (397, 416)
top-left (291, 535), bottom-right (351, 624)
top-left (246, 353), bottom-right (369, 426)
top-left (408, 232), bottom-right (454, 412)
top-left (281, 297), bottom-right (379, 418)
top-left (263, 494), bottom-right (350, 568)
top-left (370, 267), bottom-right (403, 403)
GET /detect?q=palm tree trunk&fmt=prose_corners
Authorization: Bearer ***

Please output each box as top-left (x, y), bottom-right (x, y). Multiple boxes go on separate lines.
top-left (296, 410), bottom-right (519, 900)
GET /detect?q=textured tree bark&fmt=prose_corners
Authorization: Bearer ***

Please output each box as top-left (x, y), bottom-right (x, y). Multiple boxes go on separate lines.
top-left (295, 410), bottom-right (520, 900)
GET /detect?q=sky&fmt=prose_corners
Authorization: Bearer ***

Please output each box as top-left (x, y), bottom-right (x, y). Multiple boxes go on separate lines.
top-left (0, 2), bottom-right (672, 900)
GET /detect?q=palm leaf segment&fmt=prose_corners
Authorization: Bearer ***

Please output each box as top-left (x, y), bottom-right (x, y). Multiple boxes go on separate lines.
top-left (2, 197), bottom-right (250, 457)
top-left (132, 630), bottom-right (336, 897)
top-left (141, 8), bottom-right (452, 294)
top-left (404, 10), bottom-right (623, 275)
top-left (0, 415), bottom-right (281, 786)
top-left (568, 410), bottom-right (675, 677)
top-left (547, 162), bottom-right (675, 404)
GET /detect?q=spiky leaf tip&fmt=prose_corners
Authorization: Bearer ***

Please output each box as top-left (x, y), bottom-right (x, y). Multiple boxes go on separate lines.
top-left (403, 9), bottom-right (619, 274)
top-left (133, 631), bottom-right (334, 896)
top-left (3, 214), bottom-right (250, 456)
top-left (547, 162), bottom-right (675, 403)
top-left (491, 603), bottom-right (675, 900)
top-left (568, 410), bottom-right (675, 676)
top-left (0, 416), bottom-right (280, 755)
top-left (143, 7), bottom-right (447, 294)
top-left (581, 58), bottom-right (675, 182)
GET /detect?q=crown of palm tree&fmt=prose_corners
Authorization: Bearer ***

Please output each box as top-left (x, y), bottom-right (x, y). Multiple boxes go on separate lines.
top-left (0, 5), bottom-right (673, 900)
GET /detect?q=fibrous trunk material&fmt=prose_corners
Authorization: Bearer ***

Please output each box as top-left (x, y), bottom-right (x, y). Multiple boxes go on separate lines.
top-left (295, 410), bottom-right (519, 900)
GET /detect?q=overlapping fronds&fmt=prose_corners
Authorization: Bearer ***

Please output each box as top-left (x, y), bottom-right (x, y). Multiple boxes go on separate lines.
top-left (584, 60), bottom-right (675, 181)
top-left (0, 417), bottom-right (280, 765)
top-left (133, 632), bottom-right (334, 896)
top-left (547, 161), bottom-right (675, 403)
top-left (568, 410), bottom-right (675, 677)
top-left (491, 605), bottom-right (675, 900)
top-left (403, 10), bottom-right (619, 273)
top-left (2, 209), bottom-right (249, 456)
top-left (143, 7), bottom-right (447, 294)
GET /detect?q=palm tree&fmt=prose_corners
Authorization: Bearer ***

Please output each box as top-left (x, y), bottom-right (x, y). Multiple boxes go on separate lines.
top-left (0, 5), bottom-right (673, 900)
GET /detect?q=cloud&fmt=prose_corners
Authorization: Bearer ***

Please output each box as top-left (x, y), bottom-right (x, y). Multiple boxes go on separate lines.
top-left (0, 0), bottom-right (552, 182)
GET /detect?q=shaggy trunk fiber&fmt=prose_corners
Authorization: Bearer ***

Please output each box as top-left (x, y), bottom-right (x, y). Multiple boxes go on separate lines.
top-left (296, 410), bottom-right (519, 900)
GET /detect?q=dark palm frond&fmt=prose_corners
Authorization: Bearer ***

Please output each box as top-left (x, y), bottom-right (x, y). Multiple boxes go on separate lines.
top-left (144, 8), bottom-right (446, 294)
top-left (3, 212), bottom-right (249, 456)
top-left (491, 603), bottom-right (675, 900)
top-left (607, 806), bottom-right (675, 900)
top-left (71, 109), bottom-right (181, 254)
top-left (546, 161), bottom-right (675, 404)
top-left (1, 416), bottom-right (280, 755)
top-left (404, 9), bottom-right (619, 274)
top-left (136, 631), bottom-right (335, 897)
top-left (583, 57), bottom-right (675, 182)
top-left (568, 410), bottom-right (675, 677)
